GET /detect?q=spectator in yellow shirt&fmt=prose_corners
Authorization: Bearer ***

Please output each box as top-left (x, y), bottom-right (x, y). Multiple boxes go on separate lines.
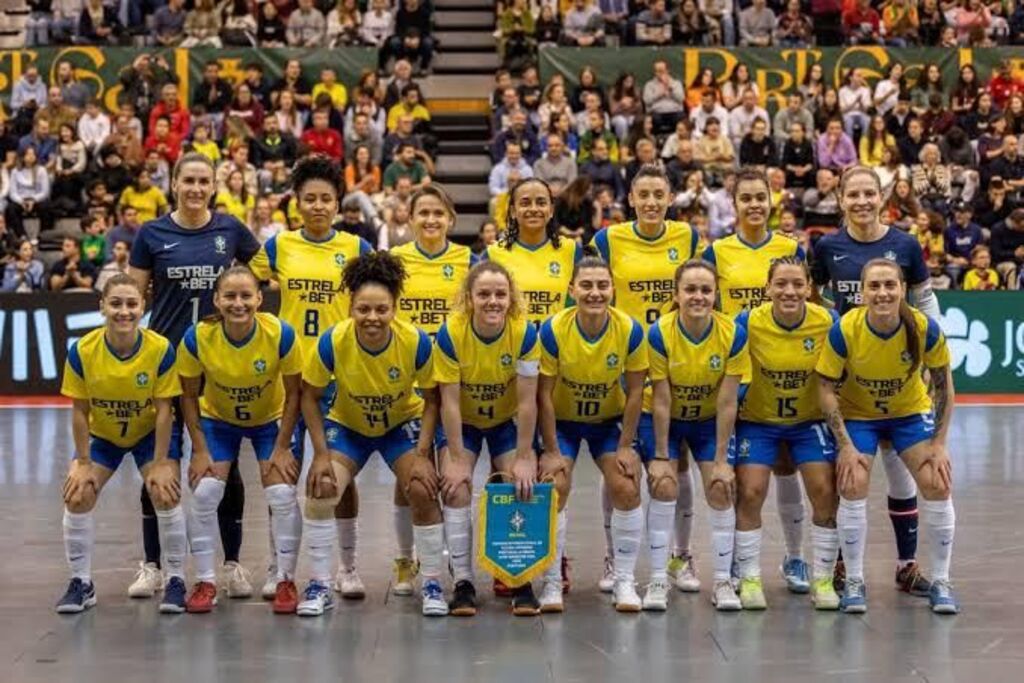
top-left (962, 245), bottom-right (1001, 290)
top-left (859, 115), bottom-right (896, 167)
top-left (311, 67), bottom-right (348, 111)
top-left (386, 84), bottom-right (431, 133)
top-left (188, 120), bottom-right (221, 164)
top-left (117, 170), bottom-right (169, 224)
top-left (214, 169), bottom-right (255, 227)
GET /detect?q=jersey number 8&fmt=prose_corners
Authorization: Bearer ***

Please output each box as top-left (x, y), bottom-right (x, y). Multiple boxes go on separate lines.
top-left (305, 310), bottom-right (320, 337)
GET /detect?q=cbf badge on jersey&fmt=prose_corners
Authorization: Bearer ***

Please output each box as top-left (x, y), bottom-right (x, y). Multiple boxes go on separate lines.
top-left (477, 482), bottom-right (558, 587)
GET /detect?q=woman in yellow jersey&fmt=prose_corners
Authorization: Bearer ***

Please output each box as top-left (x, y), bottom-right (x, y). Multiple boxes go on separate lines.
top-left (537, 256), bottom-right (648, 614)
top-left (704, 167), bottom-right (812, 594)
top-left (391, 185), bottom-right (477, 336)
top-left (485, 178), bottom-right (583, 326)
top-left (434, 261), bottom-right (541, 617)
top-left (732, 256), bottom-right (841, 612)
top-left (301, 252), bottom-right (447, 618)
top-left (176, 266), bottom-right (304, 615)
top-left (249, 156), bottom-right (372, 600)
top-left (646, 260), bottom-right (751, 612)
top-left (816, 259), bottom-right (958, 615)
top-left (592, 164), bottom-right (700, 600)
top-left (56, 274), bottom-right (186, 615)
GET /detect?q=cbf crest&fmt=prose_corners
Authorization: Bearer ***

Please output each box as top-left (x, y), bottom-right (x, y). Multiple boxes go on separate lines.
top-left (606, 352), bottom-right (620, 368)
top-left (442, 264), bottom-right (455, 281)
top-left (508, 509), bottom-right (526, 533)
top-left (135, 371), bottom-right (150, 387)
top-left (388, 366), bottom-right (401, 381)
top-left (667, 247), bottom-right (679, 262)
top-left (548, 261), bottom-right (561, 277)
top-left (883, 250), bottom-right (898, 261)
top-left (253, 358), bottom-right (267, 374)
top-left (709, 354), bottom-right (722, 370)
top-left (500, 353), bottom-right (513, 367)
top-left (900, 350), bottom-right (912, 364)
top-left (802, 338), bottom-right (815, 352)
top-left (335, 253), bottom-right (346, 268)
top-left (214, 236), bottom-right (227, 254)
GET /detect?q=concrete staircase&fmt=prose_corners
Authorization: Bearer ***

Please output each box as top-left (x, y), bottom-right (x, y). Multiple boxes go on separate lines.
top-left (425, 0), bottom-right (496, 237)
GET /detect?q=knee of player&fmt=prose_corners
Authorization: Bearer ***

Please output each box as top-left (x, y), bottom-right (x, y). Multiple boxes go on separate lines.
top-left (65, 489), bottom-right (97, 514)
top-left (148, 487), bottom-right (181, 511)
top-left (264, 482), bottom-right (298, 513)
top-left (607, 471), bottom-right (640, 509)
top-left (304, 492), bottom-right (341, 520)
top-left (404, 476), bottom-right (438, 512)
top-left (838, 477), bottom-right (869, 501)
top-left (648, 472), bottom-right (678, 502)
top-left (191, 476), bottom-right (226, 512)
top-left (704, 484), bottom-right (732, 511)
top-left (805, 481), bottom-right (838, 516)
top-left (443, 482), bottom-right (472, 508)
top-left (736, 472), bottom-right (769, 506)
top-left (918, 478), bottom-right (952, 501)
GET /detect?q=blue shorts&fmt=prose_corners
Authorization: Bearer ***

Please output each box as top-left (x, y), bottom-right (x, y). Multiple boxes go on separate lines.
top-left (88, 425), bottom-right (183, 471)
top-left (324, 418), bottom-right (422, 470)
top-left (292, 380), bottom-right (337, 457)
top-left (436, 419), bottom-right (519, 459)
top-left (845, 413), bottom-right (935, 456)
top-left (201, 417), bottom-right (288, 463)
top-left (553, 419), bottom-right (623, 460)
top-left (636, 413), bottom-right (731, 465)
top-left (734, 420), bottom-right (836, 467)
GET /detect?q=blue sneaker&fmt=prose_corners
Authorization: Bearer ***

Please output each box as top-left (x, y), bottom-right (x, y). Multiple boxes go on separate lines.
top-left (56, 578), bottom-right (96, 614)
top-left (421, 578), bottom-right (449, 616)
top-left (781, 556), bottom-right (811, 594)
top-left (296, 580), bottom-right (334, 617)
top-left (159, 577), bottom-right (187, 614)
top-left (929, 579), bottom-right (960, 615)
top-left (840, 578), bottom-right (867, 614)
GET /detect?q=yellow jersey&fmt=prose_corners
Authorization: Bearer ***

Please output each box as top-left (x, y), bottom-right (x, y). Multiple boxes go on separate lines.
top-left (962, 268), bottom-right (1000, 291)
top-left (304, 318), bottom-right (435, 436)
top-left (815, 307), bottom-right (950, 421)
top-left (119, 185), bottom-right (168, 224)
top-left (249, 229), bottom-right (373, 357)
top-left (391, 240), bottom-right (476, 335)
top-left (61, 328), bottom-right (180, 447)
top-left (434, 313), bottom-right (540, 429)
top-left (648, 310), bottom-right (751, 421)
top-left (539, 306), bottom-right (648, 423)
top-left (485, 238), bottom-right (583, 325)
top-left (591, 220), bottom-right (699, 328)
top-left (177, 313), bottom-right (303, 427)
top-left (736, 302), bottom-right (838, 424)
top-left (702, 232), bottom-right (805, 316)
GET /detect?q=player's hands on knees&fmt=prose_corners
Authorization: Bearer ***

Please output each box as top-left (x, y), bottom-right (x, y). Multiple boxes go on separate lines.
top-left (647, 458), bottom-right (676, 493)
top-left (268, 446), bottom-right (300, 484)
top-left (63, 459), bottom-right (99, 507)
top-left (307, 455), bottom-right (338, 499)
top-left (538, 450), bottom-right (568, 480)
top-left (511, 451), bottom-right (538, 502)
top-left (921, 441), bottom-right (953, 494)
top-left (836, 445), bottom-right (869, 495)
top-left (440, 450), bottom-right (472, 501)
top-left (709, 461), bottom-right (736, 503)
top-left (145, 459), bottom-right (182, 506)
top-left (407, 456), bottom-right (440, 501)
top-left (188, 448), bottom-right (215, 490)
top-left (614, 445), bottom-right (639, 481)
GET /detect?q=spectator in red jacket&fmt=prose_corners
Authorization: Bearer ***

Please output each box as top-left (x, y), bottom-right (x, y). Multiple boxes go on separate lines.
top-left (300, 108), bottom-right (343, 160)
top-left (988, 60), bottom-right (1023, 111)
top-left (842, 0), bottom-right (881, 44)
top-left (147, 83), bottom-right (190, 140)
top-left (143, 116), bottom-right (182, 164)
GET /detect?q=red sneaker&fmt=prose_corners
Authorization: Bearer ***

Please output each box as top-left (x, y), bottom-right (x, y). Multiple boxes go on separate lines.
top-left (493, 578), bottom-right (513, 598)
top-left (561, 556), bottom-right (572, 595)
top-left (186, 581), bottom-right (218, 613)
top-left (272, 580), bottom-right (298, 614)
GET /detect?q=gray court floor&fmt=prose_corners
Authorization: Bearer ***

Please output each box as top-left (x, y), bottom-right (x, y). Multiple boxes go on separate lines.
top-left (2, 406), bottom-right (1023, 683)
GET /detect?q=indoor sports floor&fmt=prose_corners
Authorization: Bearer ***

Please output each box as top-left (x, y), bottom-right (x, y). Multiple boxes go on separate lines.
top-left (2, 404), bottom-right (1023, 683)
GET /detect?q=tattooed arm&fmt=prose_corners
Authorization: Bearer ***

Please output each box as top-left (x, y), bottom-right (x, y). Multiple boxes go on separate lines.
top-left (929, 364), bottom-right (955, 445)
top-left (818, 374), bottom-right (868, 494)
top-left (818, 376), bottom-right (854, 452)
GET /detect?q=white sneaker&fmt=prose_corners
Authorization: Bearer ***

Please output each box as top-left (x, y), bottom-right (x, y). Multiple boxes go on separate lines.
top-left (223, 561), bottom-right (253, 598)
top-left (539, 579), bottom-right (564, 613)
top-left (667, 554), bottom-right (701, 593)
top-left (711, 580), bottom-right (741, 611)
top-left (598, 556), bottom-right (615, 593)
top-left (613, 579), bottom-right (642, 612)
top-left (296, 580), bottom-right (334, 617)
top-left (642, 579), bottom-right (670, 611)
top-left (128, 562), bottom-right (163, 598)
top-left (261, 566), bottom-right (278, 601)
top-left (421, 578), bottom-right (449, 617)
top-left (335, 567), bottom-right (366, 599)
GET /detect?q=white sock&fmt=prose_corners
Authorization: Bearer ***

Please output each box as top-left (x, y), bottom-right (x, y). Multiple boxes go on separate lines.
top-left (63, 509), bottom-right (94, 582)
top-left (921, 498), bottom-right (955, 582)
top-left (837, 498), bottom-right (868, 581)
top-left (611, 506), bottom-right (643, 582)
top-left (674, 467), bottom-right (694, 557)
top-left (709, 507), bottom-right (736, 581)
top-left (646, 499), bottom-right (676, 581)
top-left (304, 518), bottom-right (336, 583)
top-left (188, 478), bottom-right (226, 582)
top-left (413, 523), bottom-right (445, 581)
top-left (443, 506), bottom-right (473, 583)
top-left (735, 528), bottom-right (762, 579)
top-left (543, 510), bottom-right (568, 584)
top-left (154, 505), bottom-right (186, 580)
top-left (811, 524), bottom-right (839, 581)
top-left (336, 518), bottom-right (357, 571)
top-left (393, 505), bottom-right (414, 559)
top-left (265, 484), bottom-right (301, 580)
top-left (601, 483), bottom-right (614, 558)
top-left (267, 511), bottom-right (277, 572)
top-left (775, 474), bottom-right (805, 560)
top-left (881, 446), bottom-right (917, 499)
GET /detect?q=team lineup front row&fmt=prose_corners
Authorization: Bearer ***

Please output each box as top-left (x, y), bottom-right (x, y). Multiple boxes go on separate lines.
top-left (55, 251), bottom-right (959, 618)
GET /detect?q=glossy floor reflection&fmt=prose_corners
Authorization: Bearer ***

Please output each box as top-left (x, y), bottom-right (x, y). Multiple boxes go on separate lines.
top-left (2, 406), bottom-right (1023, 683)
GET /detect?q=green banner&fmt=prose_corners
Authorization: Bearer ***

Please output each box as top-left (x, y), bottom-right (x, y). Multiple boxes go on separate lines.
top-left (937, 291), bottom-right (1024, 394)
top-left (540, 46), bottom-right (1024, 117)
top-left (0, 47), bottom-right (377, 116)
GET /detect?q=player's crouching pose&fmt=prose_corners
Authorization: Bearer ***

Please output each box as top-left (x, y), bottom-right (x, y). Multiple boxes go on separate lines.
top-left (816, 259), bottom-right (959, 615)
top-left (57, 274), bottom-right (187, 614)
top-left (300, 251), bottom-right (448, 617)
top-left (177, 266), bottom-right (304, 614)
top-left (732, 257), bottom-right (841, 611)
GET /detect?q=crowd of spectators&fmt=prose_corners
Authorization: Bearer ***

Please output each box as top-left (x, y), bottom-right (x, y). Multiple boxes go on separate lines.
top-left (493, 0), bottom-right (1024, 60)
top-left (486, 49), bottom-right (1024, 289)
top-left (0, 46), bottom-right (440, 292)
